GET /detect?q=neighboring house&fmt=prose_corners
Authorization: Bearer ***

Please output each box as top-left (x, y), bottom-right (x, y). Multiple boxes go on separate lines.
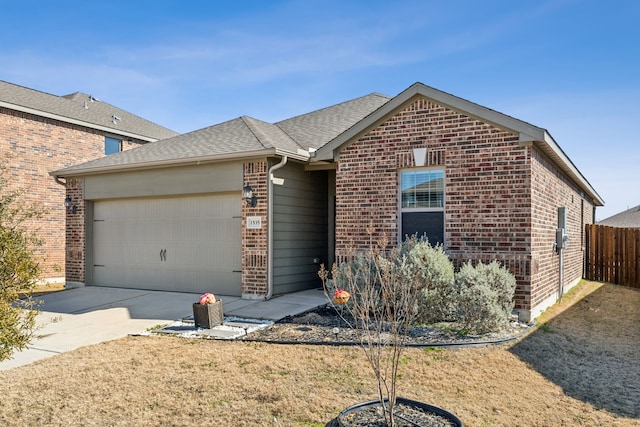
top-left (52, 82), bottom-right (604, 322)
top-left (597, 204), bottom-right (640, 228)
top-left (0, 80), bottom-right (178, 283)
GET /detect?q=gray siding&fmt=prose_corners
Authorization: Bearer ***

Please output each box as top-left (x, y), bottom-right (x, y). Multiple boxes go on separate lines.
top-left (84, 162), bottom-right (243, 200)
top-left (272, 162), bottom-right (328, 294)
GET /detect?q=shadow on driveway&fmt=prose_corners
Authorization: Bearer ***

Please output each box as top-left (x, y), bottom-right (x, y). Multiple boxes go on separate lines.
top-left (0, 287), bottom-right (202, 371)
top-left (34, 286), bottom-right (202, 320)
top-left (510, 283), bottom-right (640, 419)
top-left (2, 285), bottom-right (328, 371)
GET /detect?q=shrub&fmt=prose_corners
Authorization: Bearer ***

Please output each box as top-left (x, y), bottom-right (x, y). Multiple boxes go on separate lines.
top-left (0, 157), bottom-right (44, 361)
top-left (323, 251), bottom-right (381, 316)
top-left (406, 241), bottom-right (456, 323)
top-left (455, 260), bottom-right (517, 333)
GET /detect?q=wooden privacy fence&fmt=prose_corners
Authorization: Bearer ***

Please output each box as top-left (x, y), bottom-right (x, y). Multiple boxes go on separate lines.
top-left (585, 224), bottom-right (640, 288)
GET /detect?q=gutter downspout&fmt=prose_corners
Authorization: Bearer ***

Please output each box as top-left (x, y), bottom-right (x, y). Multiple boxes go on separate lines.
top-left (266, 156), bottom-right (288, 300)
top-left (53, 175), bottom-right (66, 186)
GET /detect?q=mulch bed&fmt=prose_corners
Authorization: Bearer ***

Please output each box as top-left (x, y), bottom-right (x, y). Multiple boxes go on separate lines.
top-left (335, 401), bottom-right (458, 427)
top-left (242, 305), bottom-right (531, 347)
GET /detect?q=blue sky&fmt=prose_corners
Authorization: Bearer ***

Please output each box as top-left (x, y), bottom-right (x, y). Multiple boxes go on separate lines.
top-left (1, 0), bottom-right (638, 220)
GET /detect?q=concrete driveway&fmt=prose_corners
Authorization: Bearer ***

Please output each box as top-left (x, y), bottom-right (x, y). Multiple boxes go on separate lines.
top-left (0, 286), bottom-right (327, 371)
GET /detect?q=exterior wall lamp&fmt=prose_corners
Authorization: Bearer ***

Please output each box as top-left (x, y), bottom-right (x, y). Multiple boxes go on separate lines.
top-left (64, 196), bottom-right (77, 214)
top-left (243, 185), bottom-right (257, 207)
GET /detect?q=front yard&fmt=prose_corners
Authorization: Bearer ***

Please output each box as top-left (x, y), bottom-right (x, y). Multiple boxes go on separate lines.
top-left (0, 280), bottom-right (638, 426)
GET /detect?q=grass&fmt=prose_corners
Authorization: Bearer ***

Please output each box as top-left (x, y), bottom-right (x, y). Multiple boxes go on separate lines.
top-left (1, 280), bottom-right (638, 426)
top-left (19, 282), bottom-right (66, 298)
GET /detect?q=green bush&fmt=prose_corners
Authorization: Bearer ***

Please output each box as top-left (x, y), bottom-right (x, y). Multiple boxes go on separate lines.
top-left (322, 237), bottom-right (518, 335)
top-left (455, 260), bottom-right (517, 333)
top-left (405, 241), bottom-right (456, 323)
top-left (0, 157), bottom-right (44, 361)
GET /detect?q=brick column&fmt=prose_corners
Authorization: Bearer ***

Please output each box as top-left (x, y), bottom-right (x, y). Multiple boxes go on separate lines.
top-left (65, 178), bottom-right (85, 286)
top-left (241, 161), bottom-right (268, 297)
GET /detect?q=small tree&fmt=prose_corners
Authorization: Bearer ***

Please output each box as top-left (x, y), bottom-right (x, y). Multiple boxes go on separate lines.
top-left (319, 233), bottom-right (422, 426)
top-left (0, 158), bottom-right (44, 361)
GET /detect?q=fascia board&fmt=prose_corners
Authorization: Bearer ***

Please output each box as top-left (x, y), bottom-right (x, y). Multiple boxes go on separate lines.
top-left (0, 100), bottom-right (158, 142)
top-left (50, 149), bottom-right (279, 178)
top-left (50, 147), bottom-right (309, 178)
top-left (314, 82), bottom-right (603, 206)
top-left (314, 83), bottom-right (547, 161)
top-left (540, 132), bottom-right (605, 206)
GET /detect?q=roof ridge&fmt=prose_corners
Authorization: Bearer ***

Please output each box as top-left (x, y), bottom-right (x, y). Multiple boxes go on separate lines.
top-left (0, 80), bottom-right (60, 99)
top-left (274, 121), bottom-right (298, 148)
top-left (276, 92), bottom-right (391, 125)
top-left (240, 116), bottom-right (272, 149)
top-left (242, 115), bottom-right (304, 151)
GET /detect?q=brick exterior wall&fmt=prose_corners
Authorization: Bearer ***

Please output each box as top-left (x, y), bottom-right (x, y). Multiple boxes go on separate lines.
top-left (0, 107), bottom-right (144, 283)
top-left (241, 160), bottom-right (269, 297)
top-left (530, 148), bottom-right (595, 314)
top-left (335, 96), bottom-right (593, 319)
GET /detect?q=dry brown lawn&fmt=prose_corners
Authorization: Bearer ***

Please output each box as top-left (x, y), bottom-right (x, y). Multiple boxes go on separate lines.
top-left (1, 280), bottom-right (638, 427)
top-left (20, 282), bottom-right (66, 298)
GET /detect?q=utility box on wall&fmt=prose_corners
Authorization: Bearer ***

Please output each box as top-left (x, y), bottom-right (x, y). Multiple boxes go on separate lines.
top-left (556, 207), bottom-right (568, 249)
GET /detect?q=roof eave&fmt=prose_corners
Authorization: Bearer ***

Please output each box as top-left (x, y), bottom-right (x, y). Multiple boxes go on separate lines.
top-left (535, 131), bottom-right (605, 206)
top-left (0, 100), bottom-right (159, 143)
top-left (314, 82), bottom-right (604, 207)
top-left (314, 82), bottom-right (548, 161)
top-left (51, 147), bottom-right (309, 178)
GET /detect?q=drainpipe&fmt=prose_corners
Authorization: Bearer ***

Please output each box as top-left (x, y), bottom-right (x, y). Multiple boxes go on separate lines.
top-left (53, 175), bottom-right (66, 186)
top-left (266, 155), bottom-right (288, 300)
top-left (558, 244), bottom-right (564, 302)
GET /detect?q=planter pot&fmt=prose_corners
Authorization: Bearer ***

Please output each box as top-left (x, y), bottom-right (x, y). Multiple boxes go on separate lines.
top-left (336, 397), bottom-right (463, 427)
top-left (192, 301), bottom-right (224, 329)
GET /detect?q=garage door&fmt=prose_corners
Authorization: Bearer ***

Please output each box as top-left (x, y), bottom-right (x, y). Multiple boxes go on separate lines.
top-left (92, 193), bottom-right (242, 295)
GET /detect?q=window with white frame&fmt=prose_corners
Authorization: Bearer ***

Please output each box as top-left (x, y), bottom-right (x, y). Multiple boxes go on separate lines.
top-left (399, 168), bottom-right (445, 245)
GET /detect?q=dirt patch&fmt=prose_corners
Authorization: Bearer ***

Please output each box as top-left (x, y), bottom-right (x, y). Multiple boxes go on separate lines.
top-left (0, 281), bottom-right (638, 427)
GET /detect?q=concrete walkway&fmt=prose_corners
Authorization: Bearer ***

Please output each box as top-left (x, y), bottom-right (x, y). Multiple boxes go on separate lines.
top-left (0, 286), bottom-right (328, 371)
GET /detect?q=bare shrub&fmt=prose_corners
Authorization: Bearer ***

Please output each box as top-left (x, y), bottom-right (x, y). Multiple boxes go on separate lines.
top-left (319, 234), bottom-right (422, 426)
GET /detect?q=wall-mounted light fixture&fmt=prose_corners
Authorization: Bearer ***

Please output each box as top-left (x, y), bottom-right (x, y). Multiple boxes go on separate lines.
top-left (64, 196), bottom-right (77, 214)
top-left (243, 184), bottom-right (257, 207)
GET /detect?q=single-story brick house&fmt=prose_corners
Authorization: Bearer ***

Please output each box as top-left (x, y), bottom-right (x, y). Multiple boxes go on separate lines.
top-left (0, 80), bottom-right (178, 283)
top-left (52, 82), bottom-right (603, 321)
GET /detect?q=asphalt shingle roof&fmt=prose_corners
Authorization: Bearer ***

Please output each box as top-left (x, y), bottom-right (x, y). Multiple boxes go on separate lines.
top-left (55, 116), bottom-right (278, 173)
top-left (0, 80), bottom-right (178, 141)
top-left (54, 92), bottom-right (391, 176)
top-left (598, 204), bottom-right (640, 228)
top-left (276, 93), bottom-right (391, 150)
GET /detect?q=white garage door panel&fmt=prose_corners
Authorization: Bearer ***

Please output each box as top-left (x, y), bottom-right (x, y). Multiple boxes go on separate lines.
top-left (93, 194), bottom-right (242, 295)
